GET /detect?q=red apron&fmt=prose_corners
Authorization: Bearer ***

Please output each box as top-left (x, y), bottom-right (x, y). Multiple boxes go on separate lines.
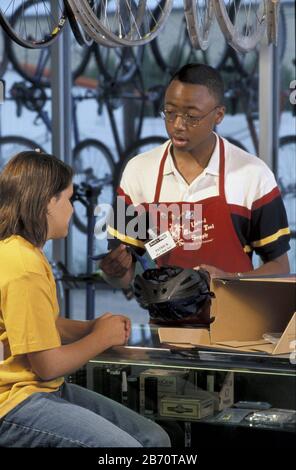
top-left (152, 137), bottom-right (253, 273)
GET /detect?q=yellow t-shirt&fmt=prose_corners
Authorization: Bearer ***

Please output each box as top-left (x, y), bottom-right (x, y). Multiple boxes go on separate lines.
top-left (0, 235), bottom-right (64, 419)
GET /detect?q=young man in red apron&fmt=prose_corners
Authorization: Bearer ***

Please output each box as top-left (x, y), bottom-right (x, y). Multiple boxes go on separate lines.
top-left (101, 64), bottom-right (290, 288)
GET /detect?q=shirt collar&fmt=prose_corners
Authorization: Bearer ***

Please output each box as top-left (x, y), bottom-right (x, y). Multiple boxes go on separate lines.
top-left (163, 133), bottom-right (220, 177)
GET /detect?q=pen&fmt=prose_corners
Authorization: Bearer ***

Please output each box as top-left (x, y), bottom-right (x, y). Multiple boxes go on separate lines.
top-left (90, 247), bottom-right (151, 270)
top-left (127, 247), bottom-right (151, 271)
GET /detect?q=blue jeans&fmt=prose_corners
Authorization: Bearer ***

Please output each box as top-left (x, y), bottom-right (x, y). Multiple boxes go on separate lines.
top-left (0, 382), bottom-right (171, 447)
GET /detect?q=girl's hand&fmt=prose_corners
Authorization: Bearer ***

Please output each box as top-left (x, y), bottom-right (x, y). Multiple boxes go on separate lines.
top-left (92, 313), bottom-right (131, 348)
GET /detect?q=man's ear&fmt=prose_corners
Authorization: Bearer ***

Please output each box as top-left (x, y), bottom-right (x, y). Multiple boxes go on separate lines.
top-left (215, 106), bottom-right (226, 125)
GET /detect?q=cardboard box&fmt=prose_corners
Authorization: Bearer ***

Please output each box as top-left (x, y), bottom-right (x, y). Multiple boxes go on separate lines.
top-left (139, 368), bottom-right (189, 415)
top-left (213, 371), bottom-right (234, 411)
top-left (159, 395), bottom-right (214, 420)
top-left (158, 276), bottom-right (296, 355)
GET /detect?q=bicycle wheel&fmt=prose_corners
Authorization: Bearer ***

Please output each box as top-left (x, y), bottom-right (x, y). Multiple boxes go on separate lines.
top-left (73, 139), bottom-right (115, 234)
top-left (6, 28), bottom-right (92, 87)
top-left (72, 0), bottom-right (173, 47)
top-left (267, 0), bottom-right (279, 46)
top-left (213, 0), bottom-right (267, 53)
top-left (0, 135), bottom-right (45, 170)
top-left (64, 0), bottom-right (93, 47)
top-left (184, 0), bottom-right (215, 51)
top-left (114, 135), bottom-right (167, 190)
top-left (277, 135), bottom-right (296, 237)
top-left (268, 2), bottom-right (286, 59)
top-left (66, 0), bottom-right (120, 47)
top-left (0, 28), bottom-right (8, 78)
top-left (150, 6), bottom-right (205, 74)
top-left (94, 44), bottom-right (144, 84)
top-left (0, 0), bottom-right (66, 49)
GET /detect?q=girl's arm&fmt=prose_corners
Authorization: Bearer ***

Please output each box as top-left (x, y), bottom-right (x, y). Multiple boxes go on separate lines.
top-left (28, 313), bottom-right (131, 381)
top-left (56, 317), bottom-right (96, 344)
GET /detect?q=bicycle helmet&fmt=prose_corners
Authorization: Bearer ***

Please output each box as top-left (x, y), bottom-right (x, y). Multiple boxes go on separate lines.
top-left (134, 265), bottom-right (214, 326)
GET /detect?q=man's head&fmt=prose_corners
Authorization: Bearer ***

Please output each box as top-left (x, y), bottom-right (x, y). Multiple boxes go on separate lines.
top-left (163, 63), bottom-right (225, 154)
top-left (169, 63), bottom-right (224, 105)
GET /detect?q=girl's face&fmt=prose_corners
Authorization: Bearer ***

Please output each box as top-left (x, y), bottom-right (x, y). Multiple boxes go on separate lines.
top-left (46, 184), bottom-right (74, 240)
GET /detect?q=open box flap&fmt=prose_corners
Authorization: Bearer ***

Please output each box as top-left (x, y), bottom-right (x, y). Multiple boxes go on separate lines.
top-left (215, 275), bottom-right (296, 283)
top-left (210, 277), bottom-right (296, 346)
top-left (214, 339), bottom-right (270, 348)
top-left (272, 312), bottom-right (296, 355)
top-left (249, 314), bottom-right (296, 354)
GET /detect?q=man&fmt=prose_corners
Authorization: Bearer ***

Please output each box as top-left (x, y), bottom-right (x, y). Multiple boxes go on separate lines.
top-left (101, 63), bottom-right (290, 288)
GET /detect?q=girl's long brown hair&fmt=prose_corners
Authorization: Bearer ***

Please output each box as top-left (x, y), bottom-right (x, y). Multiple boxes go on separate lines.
top-left (0, 151), bottom-right (73, 246)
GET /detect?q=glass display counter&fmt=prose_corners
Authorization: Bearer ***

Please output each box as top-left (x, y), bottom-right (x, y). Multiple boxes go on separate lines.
top-left (87, 323), bottom-right (296, 447)
top-left (88, 323), bottom-right (295, 376)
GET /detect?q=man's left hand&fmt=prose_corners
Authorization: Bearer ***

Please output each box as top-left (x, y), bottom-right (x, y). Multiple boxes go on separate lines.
top-left (194, 264), bottom-right (229, 278)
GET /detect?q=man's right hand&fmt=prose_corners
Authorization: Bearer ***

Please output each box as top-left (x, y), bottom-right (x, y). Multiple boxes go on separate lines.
top-left (100, 244), bottom-right (133, 278)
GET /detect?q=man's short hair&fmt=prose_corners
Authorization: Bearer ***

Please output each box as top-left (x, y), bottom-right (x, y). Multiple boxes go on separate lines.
top-left (169, 63), bottom-right (224, 105)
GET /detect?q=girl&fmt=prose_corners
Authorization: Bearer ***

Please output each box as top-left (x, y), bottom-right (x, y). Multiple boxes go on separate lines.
top-left (0, 151), bottom-right (170, 448)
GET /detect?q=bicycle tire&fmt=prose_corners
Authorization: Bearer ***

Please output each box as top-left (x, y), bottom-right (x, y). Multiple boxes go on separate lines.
top-left (274, 3), bottom-right (286, 62)
top-left (0, 27), bottom-right (8, 78)
top-left (66, 0), bottom-right (120, 47)
top-left (203, 2), bottom-right (256, 77)
top-left (213, 0), bottom-right (267, 53)
top-left (267, 0), bottom-right (280, 47)
top-left (184, 0), bottom-right (215, 51)
top-left (6, 28), bottom-right (92, 87)
top-left (150, 3), bottom-right (229, 73)
top-left (277, 135), bottom-right (296, 233)
top-left (73, 0), bottom-right (174, 47)
top-left (94, 44), bottom-right (144, 85)
top-left (0, 0), bottom-right (67, 49)
top-left (0, 135), bottom-right (45, 170)
top-left (114, 135), bottom-right (167, 191)
top-left (68, 0), bottom-right (149, 48)
top-left (232, 2), bottom-right (286, 75)
top-left (150, 5), bottom-right (205, 74)
top-left (64, 0), bottom-right (93, 47)
top-left (213, 2), bottom-right (285, 77)
top-left (73, 139), bottom-right (115, 234)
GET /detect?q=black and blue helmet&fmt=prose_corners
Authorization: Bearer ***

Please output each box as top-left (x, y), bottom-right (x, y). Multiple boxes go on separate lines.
top-left (134, 265), bottom-right (214, 325)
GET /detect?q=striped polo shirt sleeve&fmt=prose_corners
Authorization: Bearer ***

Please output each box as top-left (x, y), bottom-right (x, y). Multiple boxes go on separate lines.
top-left (228, 156), bottom-right (290, 262)
top-left (249, 186), bottom-right (290, 262)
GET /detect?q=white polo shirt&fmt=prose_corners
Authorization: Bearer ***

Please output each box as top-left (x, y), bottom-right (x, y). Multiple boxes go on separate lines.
top-left (113, 135), bottom-right (290, 262)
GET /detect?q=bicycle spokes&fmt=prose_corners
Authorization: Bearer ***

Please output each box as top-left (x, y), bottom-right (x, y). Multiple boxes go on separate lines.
top-left (0, 0), bottom-right (67, 49)
top-left (213, 0), bottom-right (267, 53)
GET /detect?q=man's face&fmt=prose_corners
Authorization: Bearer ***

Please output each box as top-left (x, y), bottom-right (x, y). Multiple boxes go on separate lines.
top-left (164, 80), bottom-right (225, 154)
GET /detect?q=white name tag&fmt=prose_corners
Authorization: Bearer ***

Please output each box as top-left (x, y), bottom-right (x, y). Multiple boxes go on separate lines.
top-left (145, 231), bottom-right (176, 260)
